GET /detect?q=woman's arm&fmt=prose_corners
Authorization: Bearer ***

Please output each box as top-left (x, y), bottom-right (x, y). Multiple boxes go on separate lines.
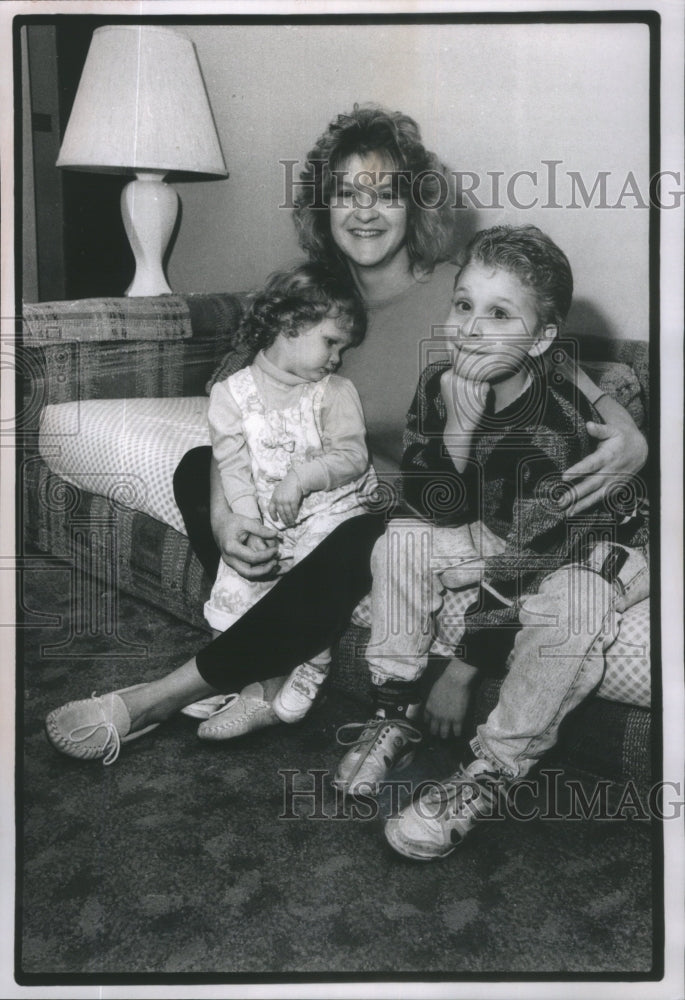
top-left (563, 364), bottom-right (648, 515)
top-left (208, 458), bottom-right (279, 578)
top-left (207, 383), bottom-right (279, 576)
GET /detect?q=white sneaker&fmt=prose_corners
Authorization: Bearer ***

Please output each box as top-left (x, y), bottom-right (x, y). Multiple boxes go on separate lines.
top-left (271, 663), bottom-right (329, 723)
top-left (384, 756), bottom-right (507, 860)
top-left (333, 716), bottom-right (423, 797)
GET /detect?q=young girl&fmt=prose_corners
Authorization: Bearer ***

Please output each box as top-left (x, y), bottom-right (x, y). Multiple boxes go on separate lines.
top-left (191, 263), bottom-right (375, 728)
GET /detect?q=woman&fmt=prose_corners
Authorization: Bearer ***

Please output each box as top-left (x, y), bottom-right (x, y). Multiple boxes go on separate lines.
top-left (46, 106), bottom-right (648, 760)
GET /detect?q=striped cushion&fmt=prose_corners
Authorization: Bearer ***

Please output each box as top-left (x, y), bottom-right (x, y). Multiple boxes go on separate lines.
top-left (23, 296), bottom-right (193, 343)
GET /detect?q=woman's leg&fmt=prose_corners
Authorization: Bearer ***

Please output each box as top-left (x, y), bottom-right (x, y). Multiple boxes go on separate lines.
top-left (46, 513), bottom-right (386, 761)
top-left (121, 656), bottom-right (216, 729)
top-left (195, 512), bottom-right (386, 690)
top-left (173, 446), bottom-right (220, 580)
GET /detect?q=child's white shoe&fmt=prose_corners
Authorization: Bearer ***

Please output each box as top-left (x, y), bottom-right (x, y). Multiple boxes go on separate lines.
top-left (333, 716), bottom-right (422, 797)
top-left (384, 756), bottom-right (507, 860)
top-left (271, 663), bottom-right (329, 723)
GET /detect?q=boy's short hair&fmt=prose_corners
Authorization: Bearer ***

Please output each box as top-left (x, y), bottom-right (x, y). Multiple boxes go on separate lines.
top-left (239, 262), bottom-right (367, 351)
top-left (458, 225), bottom-right (574, 326)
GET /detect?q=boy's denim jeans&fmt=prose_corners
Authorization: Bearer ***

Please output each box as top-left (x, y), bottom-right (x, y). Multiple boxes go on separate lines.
top-left (364, 518), bottom-right (649, 780)
top-left (476, 543), bottom-right (649, 779)
top-left (365, 518), bottom-right (488, 685)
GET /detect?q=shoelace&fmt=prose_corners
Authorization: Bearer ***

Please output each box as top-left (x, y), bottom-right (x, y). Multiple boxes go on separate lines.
top-left (336, 717), bottom-right (423, 751)
top-left (424, 765), bottom-right (504, 819)
top-left (67, 692), bottom-right (122, 765)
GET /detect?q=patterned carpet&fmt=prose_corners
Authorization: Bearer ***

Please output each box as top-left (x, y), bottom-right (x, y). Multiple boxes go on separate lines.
top-left (18, 561), bottom-right (659, 983)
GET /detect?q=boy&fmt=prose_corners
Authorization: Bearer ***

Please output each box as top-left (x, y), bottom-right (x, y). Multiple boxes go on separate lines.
top-left (332, 225), bottom-right (649, 860)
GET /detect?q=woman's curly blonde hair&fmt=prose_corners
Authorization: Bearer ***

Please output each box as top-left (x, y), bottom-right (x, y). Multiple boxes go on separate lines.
top-left (294, 104), bottom-right (458, 278)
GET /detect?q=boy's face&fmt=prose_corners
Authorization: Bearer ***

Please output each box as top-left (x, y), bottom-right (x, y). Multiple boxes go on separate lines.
top-left (446, 262), bottom-right (556, 382)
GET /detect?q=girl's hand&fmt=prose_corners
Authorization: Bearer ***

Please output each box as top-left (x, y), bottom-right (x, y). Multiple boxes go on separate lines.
top-left (424, 658), bottom-right (480, 739)
top-left (268, 473), bottom-right (304, 527)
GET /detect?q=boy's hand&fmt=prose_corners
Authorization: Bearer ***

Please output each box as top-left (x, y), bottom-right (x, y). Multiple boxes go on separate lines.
top-left (440, 367), bottom-right (489, 426)
top-left (439, 557), bottom-right (485, 590)
top-left (268, 473), bottom-right (304, 527)
top-left (424, 658), bottom-right (479, 739)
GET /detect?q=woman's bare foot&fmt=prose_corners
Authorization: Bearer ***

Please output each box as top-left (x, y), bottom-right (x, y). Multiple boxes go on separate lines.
top-left (118, 657), bottom-right (218, 730)
top-left (259, 675), bottom-right (288, 702)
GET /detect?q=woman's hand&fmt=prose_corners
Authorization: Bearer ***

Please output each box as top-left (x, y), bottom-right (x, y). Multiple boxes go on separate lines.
top-left (268, 473), bottom-right (304, 528)
top-left (216, 513), bottom-right (280, 579)
top-left (562, 395), bottom-right (648, 515)
top-left (209, 457), bottom-right (279, 579)
top-left (424, 658), bottom-right (480, 739)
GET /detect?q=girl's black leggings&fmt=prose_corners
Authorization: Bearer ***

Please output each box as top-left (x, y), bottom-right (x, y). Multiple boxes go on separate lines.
top-left (174, 447), bottom-right (386, 692)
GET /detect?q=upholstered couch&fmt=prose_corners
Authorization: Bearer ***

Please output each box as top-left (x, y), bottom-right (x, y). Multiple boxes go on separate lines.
top-left (20, 293), bottom-right (653, 796)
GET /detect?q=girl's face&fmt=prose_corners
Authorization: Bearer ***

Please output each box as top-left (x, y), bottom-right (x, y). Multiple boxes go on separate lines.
top-left (446, 262), bottom-right (555, 382)
top-left (329, 152), bottom-right (409, 271)
top-left (275, 316), bottom-right (354, 382)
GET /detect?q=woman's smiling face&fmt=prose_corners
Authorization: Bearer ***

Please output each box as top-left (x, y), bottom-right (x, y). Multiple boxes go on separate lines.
top-left (329, 152), bottom-right (409, 270)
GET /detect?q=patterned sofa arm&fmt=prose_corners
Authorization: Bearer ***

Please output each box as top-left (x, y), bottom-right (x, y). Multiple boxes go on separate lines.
top-left (578, 335), bottom-right (650, 433)
top-left (20, 293), bottom-right (247, 437)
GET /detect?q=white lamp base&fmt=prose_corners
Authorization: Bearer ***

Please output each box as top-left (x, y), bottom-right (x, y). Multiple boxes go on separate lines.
top-left (120, 172), bottom-right (177, 296)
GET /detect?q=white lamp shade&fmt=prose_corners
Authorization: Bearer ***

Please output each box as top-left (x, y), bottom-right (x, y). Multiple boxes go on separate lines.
top-left (56, 24), bottom-right (227, 177)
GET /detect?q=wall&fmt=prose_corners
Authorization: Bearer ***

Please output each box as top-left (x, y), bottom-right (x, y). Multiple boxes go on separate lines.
top-left (166, 20), bottom-right (651, 340)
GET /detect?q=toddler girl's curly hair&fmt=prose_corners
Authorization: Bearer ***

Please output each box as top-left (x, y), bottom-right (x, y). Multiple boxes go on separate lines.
top-left (238, 263), bottom-right (367, 351)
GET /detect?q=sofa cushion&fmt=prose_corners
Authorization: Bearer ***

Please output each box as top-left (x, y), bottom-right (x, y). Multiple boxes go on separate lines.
top-left (38, 397), bottom-right (210, 534)
top-left (583, 359), bottom-right (645, 429)
top-left (597, 598), bottom-right (650, 707)
top-left (22, 296), bottom-right (193, 344)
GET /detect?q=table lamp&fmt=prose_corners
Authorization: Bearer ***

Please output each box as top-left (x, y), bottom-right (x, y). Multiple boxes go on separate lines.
top-left (56, 24), bottom-right (227, 296)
